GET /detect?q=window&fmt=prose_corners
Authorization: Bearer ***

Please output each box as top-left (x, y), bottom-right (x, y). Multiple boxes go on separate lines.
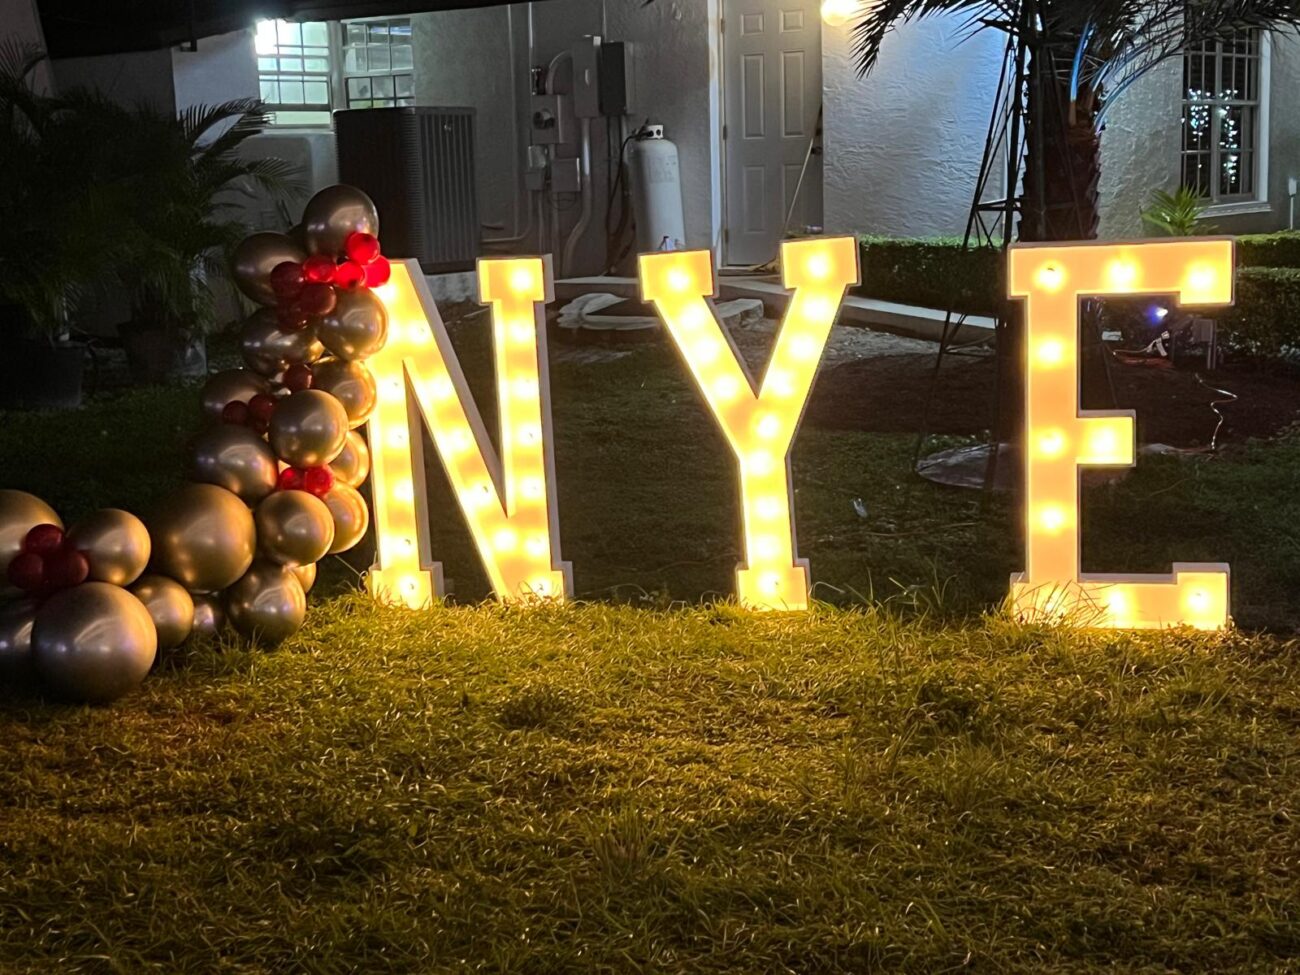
top-left (1181, 30), bottom-right (1268, 206)
top-left (255, 20), bottom-right (333, 127)
top-left (341, 19), bottom-right (415, 109)
top-left (255, 18), bottom-right (416, 126)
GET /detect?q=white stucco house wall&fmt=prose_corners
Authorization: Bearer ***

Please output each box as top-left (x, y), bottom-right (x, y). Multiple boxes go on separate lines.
top-left (30, 0), bottom-right (1300, 275)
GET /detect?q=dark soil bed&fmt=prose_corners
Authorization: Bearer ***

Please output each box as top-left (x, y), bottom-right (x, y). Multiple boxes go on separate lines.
top-left (808, 352), bottom-right (1300, 448)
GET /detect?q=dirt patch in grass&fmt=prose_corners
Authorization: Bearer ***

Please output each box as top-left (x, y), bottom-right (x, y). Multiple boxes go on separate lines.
top-left (809, 352), bottom-right (1300, 448)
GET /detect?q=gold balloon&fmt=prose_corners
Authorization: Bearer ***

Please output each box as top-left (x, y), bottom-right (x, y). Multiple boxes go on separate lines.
top-left (129, 574), bottom-right (195, 651)
top-left (268, 389), bottom-right (349, 468)
top-left (312, 358), bottom-right (377, 429)
top-left (0, 598), bottom-right (37, 685)
top-left (318, 289), bottom-right (388, 361)
top-left (322, 483), bottom-right (370, 554)
top-left (199, 369), bottom-right (270, 422)
top-left (66, 508), bottom-right (151, 586)
top-left (147, 484), bottom-right (256, 593)
top-left (32, 583), bottom-right (157, 704)
top-left (191, 594), bottom-right (227, 638)
top-left (232, 232), bottom-right (307, 305)
top-left (290, 562), bottom-right (317, 594)
top-left (302, 185), bottom-right (379, 256)
top-left (226, 560), bottom-right (306, 645)
top-left (240, 308), bottom-right (324, 376)
top-left (254, 491), bottom-right (335, 567)
top-left (189, 425), bottom-right (279, 503)
top-left (0, 489), bottom-right (62, 582)
top-left (330, 430), bottom-right (371, 488)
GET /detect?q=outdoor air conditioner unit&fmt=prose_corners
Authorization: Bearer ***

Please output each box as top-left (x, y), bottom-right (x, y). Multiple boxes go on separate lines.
top-left (334, 106), bottom-right (479, 273)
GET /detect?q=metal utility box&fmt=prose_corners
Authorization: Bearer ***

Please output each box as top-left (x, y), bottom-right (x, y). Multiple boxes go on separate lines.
top-left (334, 106), bottom-right (479, 273)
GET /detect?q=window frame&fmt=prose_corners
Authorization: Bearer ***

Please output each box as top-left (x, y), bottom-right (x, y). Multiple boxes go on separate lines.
top-left (1180, 29), bottom-right (1271, 216)
top-left (254, 16), bottom-right (416, 130)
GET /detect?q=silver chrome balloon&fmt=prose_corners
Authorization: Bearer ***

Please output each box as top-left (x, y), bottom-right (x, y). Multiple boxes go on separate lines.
top-left (329, 430), bottom-right (371, 488)
top-left (0, 489), bottom-right (61, 584)
top-left (190, 593), bottom-right (228, 638)
top-left (231, 232), bottom-right (307, 305)
top-left (189, 425), bottom-right (280, 504)
top-left (66, 508), bottom-right (151, 587)
top-left (322, 483), bottom-right (370, 554)
top-left (290, 562), bottom-right (317, 594)
top-left (267, 389), bottom-right (349, 468)
top-left (254, 491), bottom-right (335, 567)
top-left (311, 357), bottom-right (377, 429)
top-left (32, 583), bottom-right (157, 704)
top-left (301, 185), bottom-right (379, 257)
top-left (240, 308), bottom-right (324, 377)
top-left (147, 484), bottom-right (256, 593)
top-left (317, 289), bottom-right (388, 361)
top-left (129, 574), bottom-right (195, 651)
top-left (0, 598), bottom-right (37, 686)
top-left (199, 369), bottom-right (270, 422)
top-left (226, 560), bottom-right (307, 645)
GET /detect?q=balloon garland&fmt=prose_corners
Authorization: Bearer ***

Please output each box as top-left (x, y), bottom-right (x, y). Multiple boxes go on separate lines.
top-left (0, 185), bottom-right (389, 704)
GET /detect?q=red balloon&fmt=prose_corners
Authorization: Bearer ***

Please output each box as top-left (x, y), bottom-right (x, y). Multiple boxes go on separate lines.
top-left (345, 232), bottom-right (382, 265)
top-left (45, 548), bottom-right (89, 590)
top-left (298, 282), bottom-right (338, 317)
top-left (334, 260), bottom-right (366, 292)
top-left (282, 363), bottom-right (314, 392)
top-left (23, 523), bottom-right (64, 557)
top-left (277, 467), bottom-right (305, 492)
top-left (302, 466), bottom-right (335, 498)
top-left (248, 393), bottom-right (279, 429)
top-left (364, 257), bottom-right (391, 288)
top-left (303, 255), bottom-right (337, 284)
top-left (6, 551), bottom-right (45, 592)
top-left (269, 261), bottom-right (305, 300)
top-left (222, 400), bottom-right (252, 426)
top-left (276, 302), bottom-right (312, 332)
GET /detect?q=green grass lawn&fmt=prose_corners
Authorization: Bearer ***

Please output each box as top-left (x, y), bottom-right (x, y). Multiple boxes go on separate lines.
top-left (1, 330), bottom-right (1299, 972)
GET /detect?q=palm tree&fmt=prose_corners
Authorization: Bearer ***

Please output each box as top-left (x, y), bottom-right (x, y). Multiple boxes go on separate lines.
top-left (851, 1), bottom-right (1300, 242)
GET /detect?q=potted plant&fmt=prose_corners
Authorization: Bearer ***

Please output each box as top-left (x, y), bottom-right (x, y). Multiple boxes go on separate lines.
top-left (0, 41), bottom-right (127, 409)
top-left (103, 98), bottom-right (304, 384)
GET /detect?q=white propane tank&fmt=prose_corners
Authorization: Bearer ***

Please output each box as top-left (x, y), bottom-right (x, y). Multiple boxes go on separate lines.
top-left (628, 127), bottom-right (686, 254)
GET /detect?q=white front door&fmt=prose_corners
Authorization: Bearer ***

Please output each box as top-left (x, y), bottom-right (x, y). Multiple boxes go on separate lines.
top-left (722, 0), bottom-right (823, 267)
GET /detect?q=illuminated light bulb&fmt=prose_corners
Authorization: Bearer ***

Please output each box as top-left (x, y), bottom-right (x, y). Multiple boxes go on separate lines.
top-left (748, 450), bottom-right (775, 476)
top-left (755, 412), bottom-right (781, 440)
top-left (680, 304), bottom-right (708, 332)
top-left (762, 572), bottom-right (783, 593)
top-left (756, 496), bottom-right (783, 520)
top-left (766, 369), bottom-right (795, 398)
top-left (753, 535), bottom-right (779, 559)
top-left (805, 252), bottom-right (832, 280)
top-left (393, 480), bottom-right (415, 503)
top-left (530, 577), bottom-right (551, 596)
top-left (401, 537), bottom-right (415, 552)
top-left (801, 296), bottom-right (834, 324)
top-left (713, 375), bottom-right (741, 402)
top-left (667, 268), bottom-right (693, 292)
top-left (513, 377), bottom-right (540, 400)
top-left (518, 424), bottom-right (541, 445)
top-left (789, 334), bottom-right (820, 361)
top-left (1106, 259), bottom-right (1138, 291)
top-left (525, 534), bottom-right (548, 557)
top-left (510, 322), bottom-right (533, 344)
top-left (1037, 504), bottom-right (1067, 534)
top-left (1036, 338), bottom-right (1067, 368)
top-left (1035, 263), bottom-right (1065, 292)
top-left (385, 378), bottom-right (403, 396)
top-left (1185, 263), bottom-right (1218, 298)
top-left (510, 266), bottom-right (537, 294)
top-left (819, 0), bottom-right (858, 27)
top-left (408, 325), bottom-right (430, 344)
top-left (521, 477), bottom-right (544, 499)
top-left (401, 576), bottom-right (419, 593)
top-left (430, 376), bottom-right (454, 400)
top-left (1089, 427), bottom-right (1118, 460)
top-left (692, 339), bottom-right (720, 365)
top-left (493, 528), bottom-right (518, 552)
top-left (389, 430), bottom-right (409, 449)
top-left (1187, 588), bottom-right (1209, 611)
top-left (446, 429), bottom-right (472, 454)
top-left (372, 284), bottom-right (396, 304)
top-left (1036, 429), bottom-right (1067, 458)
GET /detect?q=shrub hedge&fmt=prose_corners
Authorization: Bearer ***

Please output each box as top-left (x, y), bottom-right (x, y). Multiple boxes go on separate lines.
top-left (856, 231), bottom-right (1300, 358)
